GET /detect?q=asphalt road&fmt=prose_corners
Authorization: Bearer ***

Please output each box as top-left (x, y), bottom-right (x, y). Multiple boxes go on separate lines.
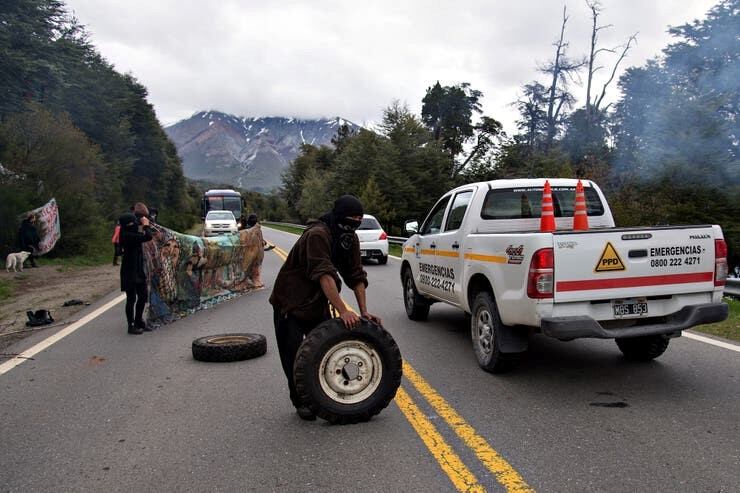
top-left (1, 226), bottom-right (738, 492)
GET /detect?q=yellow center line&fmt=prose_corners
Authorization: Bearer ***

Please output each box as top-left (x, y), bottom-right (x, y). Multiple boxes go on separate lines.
top-left (404, 363), bottom-right (534, 492)
top-left (395, 388), bottom-right (485, 493)
top-left (269, 235), bottom-right (533, 492)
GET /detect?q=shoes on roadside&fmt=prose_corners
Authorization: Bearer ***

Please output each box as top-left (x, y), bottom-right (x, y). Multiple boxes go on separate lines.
top-left (296, 406), bottom-right (316, 421)
top-left (135, 320), bottom-right (154, 332)
top-left (128, 323), bottom-right (143, 335)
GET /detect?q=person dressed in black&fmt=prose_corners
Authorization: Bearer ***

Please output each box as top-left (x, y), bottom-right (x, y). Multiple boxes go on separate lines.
top-left (119, 202), bottom-right (154, 335)
top-left (269, 195), bottom-right (382, 420)
top-left (245, 213), bottom-right (258, 228)
top-left (18, 214), bottom-right (40, 268)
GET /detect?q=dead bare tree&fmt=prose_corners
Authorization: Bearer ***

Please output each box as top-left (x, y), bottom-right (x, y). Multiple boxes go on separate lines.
top-left (584, 1), bottom-right (638, 123)
top-left (540, 6), bottom-right (587, 150)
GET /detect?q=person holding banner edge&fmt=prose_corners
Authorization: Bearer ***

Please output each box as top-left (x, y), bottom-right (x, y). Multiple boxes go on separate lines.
top-left (119, 202), bottom-right (154, 335)
top-left (18, 214), bottom-right (40, 268)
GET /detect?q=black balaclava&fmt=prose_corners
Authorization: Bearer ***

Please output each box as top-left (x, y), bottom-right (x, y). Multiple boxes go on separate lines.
top-left (319, 195), bottom-right (363, 266)
top-left (246, 213), bottom-right (258, 228)
top-left (119, 212), bottom-right (137, 233)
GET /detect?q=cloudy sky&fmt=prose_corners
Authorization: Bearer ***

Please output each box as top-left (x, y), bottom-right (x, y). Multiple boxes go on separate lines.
top-left (64, 0), bottom-right (718, 133)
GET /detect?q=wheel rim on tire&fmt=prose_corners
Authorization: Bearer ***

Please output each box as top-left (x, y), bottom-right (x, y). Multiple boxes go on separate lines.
top-left (404, 276), bottom-right (415, 312)
top-left (206, 335), bottom-right (250, 345)
top-left (475, 308), bottom-right (494, 355)
top-left (318, 340), bottom-right (383, 405)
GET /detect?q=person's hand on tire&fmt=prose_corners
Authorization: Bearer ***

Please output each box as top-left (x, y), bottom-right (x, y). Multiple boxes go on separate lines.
top-left (339, 309), bottom-right (361, 329)
top-left (361, 312), bottom-right (382, 326)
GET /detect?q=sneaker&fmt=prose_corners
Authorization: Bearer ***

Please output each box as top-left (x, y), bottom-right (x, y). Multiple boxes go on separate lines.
top-left (135, 320), bottom-right (154, 332)
top-left (127, 324), bottom-right (143, 335)
top-left (296, 406), bottom-right (316, 421)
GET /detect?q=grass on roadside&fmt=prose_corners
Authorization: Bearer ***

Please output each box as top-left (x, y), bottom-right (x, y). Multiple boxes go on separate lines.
top-left (0, 279), bottom-right (12, 302)
top-left (263, 223), bottom-right (405, 258)
top-left (262, 222), bottom-right (306, 236)
top-left (694, 297), bottom-right (740, 342)
top-left (37, 250), bottom-right (111, 271)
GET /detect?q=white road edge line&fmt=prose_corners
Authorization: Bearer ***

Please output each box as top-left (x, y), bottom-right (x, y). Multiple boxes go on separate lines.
top-left (0, 294), bottom-right (126, 376)
top-left (683, 331), bottom-right (740, 352)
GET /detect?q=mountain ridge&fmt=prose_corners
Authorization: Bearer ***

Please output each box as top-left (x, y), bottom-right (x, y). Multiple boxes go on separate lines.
top-left (165, 111), bottom-right (361, 192)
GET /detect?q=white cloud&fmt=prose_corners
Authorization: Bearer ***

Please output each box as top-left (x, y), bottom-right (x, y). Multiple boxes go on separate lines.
top-left (65, 0), bottom-right (719, 133)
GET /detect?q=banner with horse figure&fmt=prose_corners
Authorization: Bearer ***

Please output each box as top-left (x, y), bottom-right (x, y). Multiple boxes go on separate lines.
top-left (142, 224), bottom-right (265, 326)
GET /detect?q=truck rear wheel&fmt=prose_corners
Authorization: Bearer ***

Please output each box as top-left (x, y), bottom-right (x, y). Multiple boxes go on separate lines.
top-left (471, 292), bottom-right (519, 373)
top-left (615, 335), bottom-right (670, 361)
top-left (403, 268), bottom-right (430, 321)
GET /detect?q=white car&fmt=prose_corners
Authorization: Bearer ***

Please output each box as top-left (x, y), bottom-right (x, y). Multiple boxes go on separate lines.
top-left (356, 214), bottom-right (389, 264)
top-left (203, 210), bottom-right (238, 237)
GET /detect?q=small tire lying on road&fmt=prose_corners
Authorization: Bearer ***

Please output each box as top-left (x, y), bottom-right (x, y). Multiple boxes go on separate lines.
top-left (294, 318), bottom-right (402, 425)
top-left (192, 333), bottom-right (267, 362)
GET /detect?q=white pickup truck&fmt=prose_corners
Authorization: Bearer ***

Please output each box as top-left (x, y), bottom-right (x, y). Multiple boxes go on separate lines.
top-left (400, 178), bottom-right (729, 372)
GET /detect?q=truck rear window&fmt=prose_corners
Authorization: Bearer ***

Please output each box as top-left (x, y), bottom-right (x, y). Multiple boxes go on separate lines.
top-left (480, 186), bottom-right (604, 220)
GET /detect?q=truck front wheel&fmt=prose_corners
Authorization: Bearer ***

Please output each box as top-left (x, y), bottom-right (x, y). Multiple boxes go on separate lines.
top-left (403, 268), bottom-right (430, 321)
top-left (615, 335), bottom-right (670, 361)
top-left (471, 292), bottom-right (519, 373)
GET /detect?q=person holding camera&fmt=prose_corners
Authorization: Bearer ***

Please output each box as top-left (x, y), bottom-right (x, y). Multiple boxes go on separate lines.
top-left (119, 202), bottom-right (154, 335)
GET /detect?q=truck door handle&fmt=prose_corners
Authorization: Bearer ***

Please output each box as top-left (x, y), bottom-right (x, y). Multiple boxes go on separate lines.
top-left (430, 243), bottom-right (436, 248)
top-left (451, 242), bottom-right (460, 249)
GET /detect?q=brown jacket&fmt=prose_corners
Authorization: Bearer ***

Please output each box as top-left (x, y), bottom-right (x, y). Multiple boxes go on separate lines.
top-left (269, 221), bottom-right (367, 321)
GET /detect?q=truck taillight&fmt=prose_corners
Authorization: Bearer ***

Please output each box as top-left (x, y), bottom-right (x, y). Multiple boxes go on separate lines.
top-left (379, 231), bottom-right (387, 240)
top-left (528, 248), bottom-right (554, 299)
top-left (715, 239), bottom-right (728, 286)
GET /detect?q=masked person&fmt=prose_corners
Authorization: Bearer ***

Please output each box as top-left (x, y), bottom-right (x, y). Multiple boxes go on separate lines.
top-left (18, 214), bottom-right (40, 268)
top-left (119, 202), bottom-right (154, 335)
top-left (269, 195), bottom-right (382, 420)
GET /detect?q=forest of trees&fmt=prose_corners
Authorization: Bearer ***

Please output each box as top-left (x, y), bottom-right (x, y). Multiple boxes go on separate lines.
top-left (280, 0), bottom-right (739, 266)
top-left (0, 0), bottom-right (200, 257)
top-left (1, 1), bottom-right (737, 268)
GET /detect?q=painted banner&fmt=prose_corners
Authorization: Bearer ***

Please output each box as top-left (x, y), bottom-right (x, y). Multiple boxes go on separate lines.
top-left (142, 224), bottom-right (265, 326)
top-left (22, 198), bottom-right (61, 255)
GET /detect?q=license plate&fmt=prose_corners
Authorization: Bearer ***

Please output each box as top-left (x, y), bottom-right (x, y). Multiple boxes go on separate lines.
top-left (612, 298), bottom-right (648, 318)
top-left (361, 250), bottom-right (368, 257)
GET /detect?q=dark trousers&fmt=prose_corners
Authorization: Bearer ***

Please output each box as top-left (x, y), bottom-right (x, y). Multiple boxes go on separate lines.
top-left (125, 282), bottom-right (148, 325)
top-left (21, 247), bottom-right (37, 267)
top-left (273, 309), bottom-right (325, 407)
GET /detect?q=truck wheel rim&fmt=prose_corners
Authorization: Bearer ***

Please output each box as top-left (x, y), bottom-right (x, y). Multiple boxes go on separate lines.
top-left (319, 340), bottom-right (383, 404)
top-left (476, 309), bottom-right (494, 355)
top-left (404, 277), bottom-right (415, 312)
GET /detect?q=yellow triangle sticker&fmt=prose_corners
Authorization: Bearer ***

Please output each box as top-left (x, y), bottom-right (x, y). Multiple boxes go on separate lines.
top-left (595, 242), bottom-right (626, 272)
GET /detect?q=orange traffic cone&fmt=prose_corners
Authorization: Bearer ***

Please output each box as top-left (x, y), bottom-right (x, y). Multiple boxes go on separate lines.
top-left (540, 180), bottom-right (556, 232)
top-left (573, 179), bottom-right (589, 231)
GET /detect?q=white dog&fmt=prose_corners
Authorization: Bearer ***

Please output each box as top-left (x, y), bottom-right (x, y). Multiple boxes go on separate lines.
top-left (5, 251), bottom-right (31, 272)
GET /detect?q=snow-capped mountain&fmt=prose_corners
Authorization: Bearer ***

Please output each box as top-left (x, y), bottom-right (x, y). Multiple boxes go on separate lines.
top-left (165, 111), bottom-right (361, 192)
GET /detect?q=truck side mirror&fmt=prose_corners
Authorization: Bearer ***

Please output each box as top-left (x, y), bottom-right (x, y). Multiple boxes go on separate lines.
top-left (404, 220), bottom-right (419, 235)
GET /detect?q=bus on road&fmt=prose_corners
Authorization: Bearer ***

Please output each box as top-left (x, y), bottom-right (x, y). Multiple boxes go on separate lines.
top-left (201, 189), bottom-right (243, 220)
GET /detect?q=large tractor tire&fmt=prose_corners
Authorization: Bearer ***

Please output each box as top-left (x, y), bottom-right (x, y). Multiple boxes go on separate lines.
top-left (192, 333), bottom-right (267, 362)
top-left (294, 319), bottom-right (402, 425)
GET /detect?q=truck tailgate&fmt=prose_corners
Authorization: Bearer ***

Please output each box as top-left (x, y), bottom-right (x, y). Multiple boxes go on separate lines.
top-left (553, 226), bottom-right (716, 302)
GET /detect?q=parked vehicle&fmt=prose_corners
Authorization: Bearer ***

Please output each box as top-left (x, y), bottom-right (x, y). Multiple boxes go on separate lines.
top-left (357, 214), bottom-right (389, 265)
top-left (203, 210), bottom-right (238, 237)
top-left (400, 178), bottom-right (729, 372)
